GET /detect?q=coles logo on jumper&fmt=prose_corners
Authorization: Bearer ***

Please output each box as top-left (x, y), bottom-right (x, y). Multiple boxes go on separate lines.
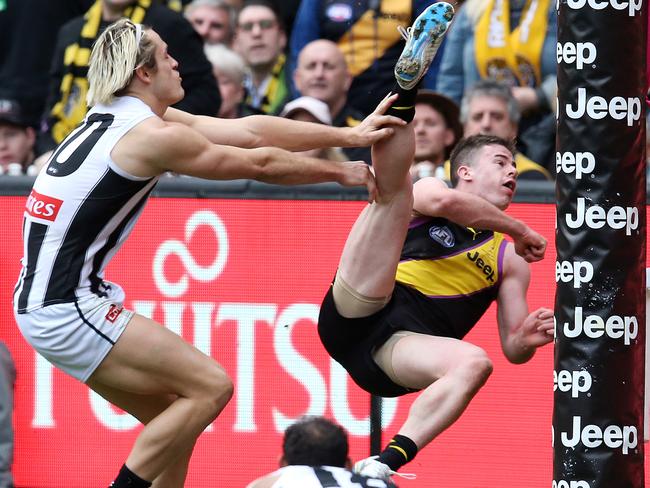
top-left (25, 189), bottom-right (63, 222)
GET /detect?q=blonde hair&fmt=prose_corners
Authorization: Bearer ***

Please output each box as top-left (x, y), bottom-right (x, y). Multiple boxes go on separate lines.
top-left (87, 19), bottom-right (157, 106)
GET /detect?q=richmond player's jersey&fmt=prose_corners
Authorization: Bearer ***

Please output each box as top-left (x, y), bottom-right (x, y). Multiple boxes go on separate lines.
top-left (395, 216), bottom-right (507, 338)
top-left (14, 96), bottom-right (157, 313)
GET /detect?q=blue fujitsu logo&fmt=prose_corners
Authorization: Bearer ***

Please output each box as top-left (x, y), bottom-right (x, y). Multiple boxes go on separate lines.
top-left (429, 226), bottom-right (455, 248)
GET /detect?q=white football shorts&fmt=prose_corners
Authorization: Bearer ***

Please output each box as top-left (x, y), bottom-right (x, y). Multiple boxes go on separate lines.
top-left (15, 290), bottom-right (133, 382)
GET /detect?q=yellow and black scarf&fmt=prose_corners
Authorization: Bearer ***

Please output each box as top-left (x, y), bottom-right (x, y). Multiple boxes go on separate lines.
top-left (166, 0), bottom-right (182, 11)
top-left (245, 53), bottom-right (289, 115)
top-left (474, 0), bottom-right (550, 87)
top-left (337, 0), bottom-right (411, 77)
top-left (50, 0), bottom-right (151, 144)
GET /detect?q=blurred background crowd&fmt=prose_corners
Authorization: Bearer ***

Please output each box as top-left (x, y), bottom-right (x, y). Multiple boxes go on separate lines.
top-left (0, 0), bottom-right (574, 184)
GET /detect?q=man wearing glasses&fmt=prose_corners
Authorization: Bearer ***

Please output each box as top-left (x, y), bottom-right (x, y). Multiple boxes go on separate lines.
top-left (233, 1), bottom-right (291, 114)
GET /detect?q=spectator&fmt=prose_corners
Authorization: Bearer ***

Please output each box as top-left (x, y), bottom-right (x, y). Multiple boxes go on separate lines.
top-left (0, 99), bottom-right (37, 175)
top-left (289, 0), bottom-right (445, 117)
top-left (0, 342), bottom-right (15, 488)
top-left (410, 89), bottom-right (461, 182)
top-left (444, 79), bottom-right (551, 181)
top-left (281, 96), bottom-right (333, 125)
top-left (40, 0), bottom-right (221, 153)
top-left (246, 416), bottom-right (396, 488)
top-left (204, 43), bottom-right (263, 118)
top-left (0, 0), bottom-right (94, 127)
top-left (233, 0), bottom-right (290, 115)
top-left (436, 0), bottom-right (557, 169)
top-left (185, 0), bottom-right (236, 46)
top-left (281, 96), bottom-right (347, 161)
top-left (293, 39), bottom-right (371, 164)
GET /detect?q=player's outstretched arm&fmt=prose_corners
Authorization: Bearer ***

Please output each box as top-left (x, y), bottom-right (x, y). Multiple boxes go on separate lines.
top-left (118, 118), bottom-right (377, 201)
top-left (496, 246), bottom-right (554, 364)
top-left (412, 177), bottom-right (546, 262)
top-left (162, 93), bottom-right (405, 151)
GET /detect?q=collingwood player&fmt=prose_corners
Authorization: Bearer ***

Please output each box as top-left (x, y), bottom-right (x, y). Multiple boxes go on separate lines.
top-left (12, 19), bottom-right (403, 488)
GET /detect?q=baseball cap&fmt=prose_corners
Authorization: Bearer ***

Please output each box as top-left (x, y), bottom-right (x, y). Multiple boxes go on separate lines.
top-left (415, 89), bottom-right (463, 143)
top-left (281, 96), bottom-right (333, 125)
top-left (0, 99), bottom-right (30, 127)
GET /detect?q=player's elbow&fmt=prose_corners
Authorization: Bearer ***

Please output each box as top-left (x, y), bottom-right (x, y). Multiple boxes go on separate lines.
top-left (504, 345), bottom-right (535, 364)
top-left (240, 115), bottom-right (267, 148)
top-left (248, 147), bottom-right (283, 182)
top-left (507, 354), bottom-right (533, 365)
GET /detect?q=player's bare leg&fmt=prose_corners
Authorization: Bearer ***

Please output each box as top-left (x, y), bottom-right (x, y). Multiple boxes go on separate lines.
top-left (87, 313), bottom-right (233, 485)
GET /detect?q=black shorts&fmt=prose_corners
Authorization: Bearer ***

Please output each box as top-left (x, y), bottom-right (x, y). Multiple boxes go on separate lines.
top-left (317, 282), bottom-right (457, 398)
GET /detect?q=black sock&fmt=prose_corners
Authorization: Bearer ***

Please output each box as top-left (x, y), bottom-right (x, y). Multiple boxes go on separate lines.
top-left (377, 434), bottom-right (419, 472)
top-left (109, 464), bottom-right (152, 488)
top-left (386, 83), bottom-right (419, 123)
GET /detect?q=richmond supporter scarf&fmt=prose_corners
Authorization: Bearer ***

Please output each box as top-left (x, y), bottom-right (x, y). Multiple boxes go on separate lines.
top-left (337, 0), bottom-right (411, 77)
top-left (166, 0), bottom-right (182, 11)
top-left (50, 0), bottom-right (151, 144)
top-left (474, 0), bottom-right (550, 87)
top-left (245, 53), bottom-right (289, 115)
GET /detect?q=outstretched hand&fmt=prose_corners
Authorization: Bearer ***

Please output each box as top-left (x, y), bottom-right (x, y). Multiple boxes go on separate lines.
top-left (348, 93), bottom-right (407, 147)
top-left (339, 161), bottom-right (377, 203)
top-left (514, 227), bottom-right (547, 263)
top-left (519, 307), bottom-right (554, 349)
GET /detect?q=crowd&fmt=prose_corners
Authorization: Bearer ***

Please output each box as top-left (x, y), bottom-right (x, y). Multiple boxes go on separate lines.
top-left (0, 1), bottom-right (562, 486)
top-left (0, 0), bottom-right (570, 181)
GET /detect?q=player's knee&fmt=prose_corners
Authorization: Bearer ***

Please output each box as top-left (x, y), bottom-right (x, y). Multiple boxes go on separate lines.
top-left (207, 366), bottom-right (234, 409)
top-left (457, 350), bottom-right (493, 391)
top-left (377, 175), bottom-right (413, 206)
top-left (473, 354), bottom-right (493, 386)
top-left (198, 365), bottom-right (234, 416)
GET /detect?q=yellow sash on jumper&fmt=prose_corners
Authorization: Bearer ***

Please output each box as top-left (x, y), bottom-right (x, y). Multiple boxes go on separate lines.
top-left (50, 0), bottom-right (150, 144)
top-left (474, 0), bottom-right (549, 87)
top-left (337, 0), bottom-right (411, 77)
top-left (395, 231), bottom-right (505, 297)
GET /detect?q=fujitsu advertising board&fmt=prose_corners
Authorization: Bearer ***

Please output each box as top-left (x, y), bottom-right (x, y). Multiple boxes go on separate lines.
top-left (2, 195), bottom-right (647, 487)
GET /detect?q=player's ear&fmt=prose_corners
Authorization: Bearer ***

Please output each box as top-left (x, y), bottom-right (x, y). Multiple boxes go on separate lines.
top-left (133, 64), bottom-right (153, 84)
top-left (457, 163), bottom-right (472, 182)
top-left (279, 454), bottom-right (287, 467)
top-left (345, 457), bottom-right (352, 469)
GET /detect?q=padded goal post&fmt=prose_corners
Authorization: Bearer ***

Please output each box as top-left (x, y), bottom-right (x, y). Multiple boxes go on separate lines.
top-left (554, 0), bottom-right (647, 486)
